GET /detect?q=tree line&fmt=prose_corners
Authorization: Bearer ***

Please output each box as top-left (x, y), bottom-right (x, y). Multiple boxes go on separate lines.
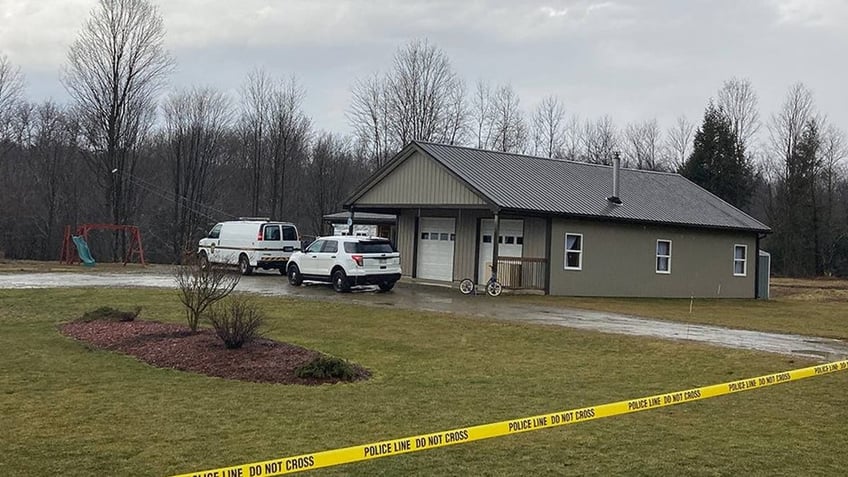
top-left (0, 0), bottom-right (846, 276)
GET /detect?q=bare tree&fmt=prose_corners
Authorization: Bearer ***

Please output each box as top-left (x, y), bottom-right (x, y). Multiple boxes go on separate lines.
top-left (472, 79), bottom-right (495, 149)
top-left (562, 115), bottom-right (583, 161)
top-left (767, 83), bottom-right (819, 275)
top-left (717, 77), bottom-right (760, 153)
top-left (26, 102), bottom-right (82, 259)
top-left (348, 39), bottom-right (466, 166)
top-left (490, 84), bottom-right (527, 153)
top-left (439, 79), bottom-right (467, 146)
top-left (62, 0), bottom-right (173, 259)
top-left (818, 124), bottom-right (848, 274)
top-left (385, 39), bottom-right (465, 144)
top-left (768, 83), bottom-right (816, 181)
top-left (531, 95), bottom-right (567, 158)
top-left (308, 133), bottom-right (369, 233)
top-left (624, 119), bottom-right (664, 170)
top-left (267, 75), bottom-right (311, 221)
top-left (665, 115), bottom-right (695, 171)
top-left (163, 87), bottom-right (233, 262)
top-left (348, 73), bottom-right (394, 169)
top-left (239, 68), bottom-right (273, 215)
top-left (0, 54), bottom-right (25, 152)
top-left (583, 115), bottom-right (619, 164)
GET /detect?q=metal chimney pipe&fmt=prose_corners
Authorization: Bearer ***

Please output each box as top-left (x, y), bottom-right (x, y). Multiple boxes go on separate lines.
top-left (612, 152), bottom-right (620, 198)
top-left (607, 151), bottom-right (622, 204)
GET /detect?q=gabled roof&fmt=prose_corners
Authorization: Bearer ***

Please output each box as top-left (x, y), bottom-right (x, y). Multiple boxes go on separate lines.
top-left (348, 141), bottom-right (770, 233)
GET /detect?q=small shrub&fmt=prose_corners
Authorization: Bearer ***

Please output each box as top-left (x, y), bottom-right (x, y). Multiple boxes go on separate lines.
top-left (295, 355), bottom-right (358, 380)
top-left (79, 306), bottom-right (140, 322)
top-left (175, 259), bottom-right (240, 332)
top-left (207, 297), bottom-right (263, 349)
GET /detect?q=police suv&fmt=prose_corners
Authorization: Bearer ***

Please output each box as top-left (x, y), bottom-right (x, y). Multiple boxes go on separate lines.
top-left (286, 235), bottom-right (401, 292)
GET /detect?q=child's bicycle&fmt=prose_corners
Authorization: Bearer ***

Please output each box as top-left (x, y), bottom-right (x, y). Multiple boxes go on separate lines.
top-left (458, 270), bottom-right (503, 297)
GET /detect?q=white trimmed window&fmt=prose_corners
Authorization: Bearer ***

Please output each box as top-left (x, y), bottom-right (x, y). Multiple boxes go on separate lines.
top-left (656, 240), bottom-right (672, 274)
top-left (564, 233), bottom-right (583, 270)
top-left (734, 245), bottom-right (747, 276)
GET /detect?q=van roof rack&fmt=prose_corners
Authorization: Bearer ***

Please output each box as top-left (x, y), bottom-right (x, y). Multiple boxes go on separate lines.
top-left (237, 217), bottom-right (271, 221)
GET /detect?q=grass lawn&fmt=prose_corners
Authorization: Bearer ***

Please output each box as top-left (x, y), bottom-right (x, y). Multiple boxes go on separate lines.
top-left (1, 287), bottom-right (847, 476)
top-left (509, 277), bottom-right (848, 340)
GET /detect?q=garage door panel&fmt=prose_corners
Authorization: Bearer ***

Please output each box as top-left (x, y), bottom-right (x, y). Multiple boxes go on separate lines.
top-left (479, 219), bottom-right (523, 282)
top-left (417, 217), bottom-right (455, 282)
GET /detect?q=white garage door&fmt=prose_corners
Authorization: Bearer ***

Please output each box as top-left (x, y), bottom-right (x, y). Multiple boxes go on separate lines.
top-left (417, 217), bottom-right (455, 281)
top-left (478, 219), bottom-right (524, 282)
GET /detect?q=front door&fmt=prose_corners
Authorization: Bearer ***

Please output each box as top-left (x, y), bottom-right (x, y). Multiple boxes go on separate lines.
top-left (316, 239), bottom-right (339, 276)
top-left (301, 239), bottom-right (325, 275)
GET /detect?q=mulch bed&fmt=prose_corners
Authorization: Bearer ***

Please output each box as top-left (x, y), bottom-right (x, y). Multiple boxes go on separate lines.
top-left (59, 319), bottom-right (370, 385)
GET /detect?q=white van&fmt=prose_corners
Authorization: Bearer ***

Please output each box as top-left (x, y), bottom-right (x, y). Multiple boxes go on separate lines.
top-left (197, 219), bottom-right (300, 275)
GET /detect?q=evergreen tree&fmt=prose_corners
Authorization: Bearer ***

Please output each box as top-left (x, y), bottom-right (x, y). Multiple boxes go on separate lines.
top-left (680, 103), bottom-right (754, 208)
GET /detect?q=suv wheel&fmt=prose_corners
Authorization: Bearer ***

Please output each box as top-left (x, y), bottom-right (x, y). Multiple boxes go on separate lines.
top-left (287, 264), bottom-right (303, 286)
top-left (238, 254), bottom-right (253, 276)
top-left (332, 269), bottom-right (350, 293)
top-left (378, 281), bottom-right (395, 292)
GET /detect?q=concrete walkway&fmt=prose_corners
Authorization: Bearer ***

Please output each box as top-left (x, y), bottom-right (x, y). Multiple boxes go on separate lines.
top-left (2, 271), bottom-right (846, 361)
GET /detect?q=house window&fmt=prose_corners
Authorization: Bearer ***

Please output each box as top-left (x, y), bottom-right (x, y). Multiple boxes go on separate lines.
top-left (516, 236), bottom-right (524, 245)
top-left (482, 235), bottom-right (492, 243)
top-left (564, 233), bottom-right (582, 270)
top-left (440, 233), bottom-right (449, 241)
top-left (656, 240), bottom-right (672, 274)
top-left (505, 236), bottom-right (515, 245)
top-left (734, 245), bottom-right (747, 276)
top-left (421, 232), bottom-right (429, 240)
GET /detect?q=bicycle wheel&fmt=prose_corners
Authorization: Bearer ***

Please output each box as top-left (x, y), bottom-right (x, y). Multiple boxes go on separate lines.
top-left (486, 280), bottom-right (503, 297)
top-left (459, 278), bottom-right (475, 295)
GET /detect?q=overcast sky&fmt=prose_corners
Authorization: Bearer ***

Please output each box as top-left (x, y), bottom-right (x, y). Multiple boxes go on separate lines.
top-left (3, 0), bottom-right (847, 143)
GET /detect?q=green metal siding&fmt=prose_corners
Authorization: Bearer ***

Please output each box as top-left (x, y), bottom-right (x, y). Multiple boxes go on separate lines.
top-left (522, 217), bottom-right (547, 258)
top-left (548, 219), bottom-right (757, 298)
top-left (397, 211), bottom-right (415, 277)
top-left (455, 210), bottom-right (490, 281)
top-left (356, 151), bottom-right (487, 206)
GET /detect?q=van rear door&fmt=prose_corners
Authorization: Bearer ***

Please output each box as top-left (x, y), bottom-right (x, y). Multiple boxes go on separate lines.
top-left (255, 223), bottom-right (299, 266)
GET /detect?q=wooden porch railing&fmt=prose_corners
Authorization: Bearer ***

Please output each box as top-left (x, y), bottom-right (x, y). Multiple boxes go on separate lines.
top-left (495, 256), bottom-right (548, 290)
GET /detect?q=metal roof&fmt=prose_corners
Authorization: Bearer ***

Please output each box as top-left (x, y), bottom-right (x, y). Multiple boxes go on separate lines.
top-left (410, 141), bottom-right (770, 233)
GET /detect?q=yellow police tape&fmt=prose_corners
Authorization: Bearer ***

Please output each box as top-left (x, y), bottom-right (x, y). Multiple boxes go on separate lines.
top-left (172, 359), bottom-right (848, 477)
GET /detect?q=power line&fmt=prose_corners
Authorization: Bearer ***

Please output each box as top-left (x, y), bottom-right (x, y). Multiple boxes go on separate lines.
top-left (118, 170), bottom-right (237, 223)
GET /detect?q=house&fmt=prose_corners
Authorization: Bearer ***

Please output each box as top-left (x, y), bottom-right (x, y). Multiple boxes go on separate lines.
top-left (343, 141), bottom-right (771, 298)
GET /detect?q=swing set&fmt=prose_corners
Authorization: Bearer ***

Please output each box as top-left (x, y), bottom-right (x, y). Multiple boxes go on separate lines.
top-left (59, 224), bottom-right (146, 266)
